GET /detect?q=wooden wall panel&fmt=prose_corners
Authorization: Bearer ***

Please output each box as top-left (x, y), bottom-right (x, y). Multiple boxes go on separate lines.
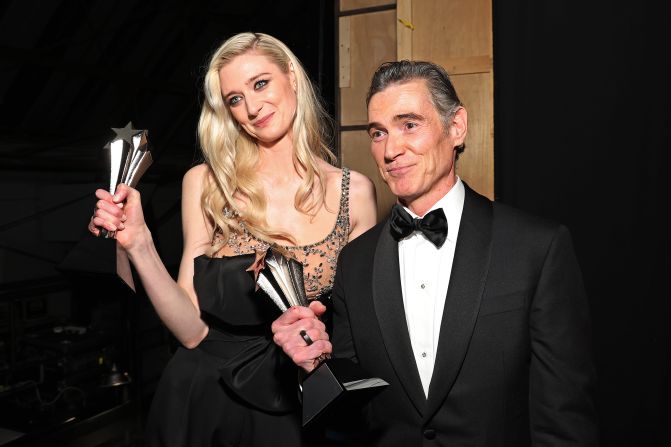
top-left (339, 10), bottom-right (396, 126)
top-left (411, 0), bottom-right (492, 67)
top-left (451, 73), bottom-right (494, 199)
top-left (340, 0), bottom-right (395, 11)
top-left (341, 131), bottom-right (397, 219)
top-left (396, 0), bottom-right (413, 60)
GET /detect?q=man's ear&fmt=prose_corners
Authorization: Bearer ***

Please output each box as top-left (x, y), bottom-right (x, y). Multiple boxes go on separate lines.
top-left (450, 107), bottom-right (468, 146)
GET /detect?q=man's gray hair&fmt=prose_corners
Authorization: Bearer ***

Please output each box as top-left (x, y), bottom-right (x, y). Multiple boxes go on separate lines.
top-left (366, 60), bottom-right (465, 155)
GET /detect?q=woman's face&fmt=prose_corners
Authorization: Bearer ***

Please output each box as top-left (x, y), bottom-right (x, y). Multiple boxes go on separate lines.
top-left (219, 52), bottom-right (297, 146)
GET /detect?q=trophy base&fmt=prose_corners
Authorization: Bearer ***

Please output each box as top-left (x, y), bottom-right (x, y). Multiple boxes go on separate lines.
top-left (301, 358), bottom-right (388, 427)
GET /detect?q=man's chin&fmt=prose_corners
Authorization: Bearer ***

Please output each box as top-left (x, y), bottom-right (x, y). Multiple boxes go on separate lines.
top-left (387, 183), bottom-right (415, 202)
top-left (392, 192), bottom-right (417, 207)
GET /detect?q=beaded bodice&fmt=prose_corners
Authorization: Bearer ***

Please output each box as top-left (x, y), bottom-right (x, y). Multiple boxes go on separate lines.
top-left (217, 168), bottom-right (350, 298)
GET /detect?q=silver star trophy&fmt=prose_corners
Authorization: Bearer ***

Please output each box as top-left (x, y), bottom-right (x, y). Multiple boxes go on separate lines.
top-left (256, 248), bottom-right (310, 311)
top-left (252, 248), bottom-right (388, 427)
top-left (101, 122), bottom-right (153, 238)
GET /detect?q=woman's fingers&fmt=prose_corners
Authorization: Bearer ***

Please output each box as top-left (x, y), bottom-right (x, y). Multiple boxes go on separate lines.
top-left (88, 216), bottom-right (101, 236)
top-left (112, 184), bottom-right (136, 204)
top-left (90, 185), bottom-right (134, 236)
top-left (94, 188), bottom-right (113, 200)
top-left (94, 198), bottom-right (126, 227)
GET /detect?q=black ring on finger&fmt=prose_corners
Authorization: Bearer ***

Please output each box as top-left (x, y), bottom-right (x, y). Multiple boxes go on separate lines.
top-left (299, 330), bottom-right (314, 346)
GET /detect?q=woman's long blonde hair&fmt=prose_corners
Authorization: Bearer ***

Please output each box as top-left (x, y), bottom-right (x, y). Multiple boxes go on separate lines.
top-left (198, 32), bottom-right (335, 250)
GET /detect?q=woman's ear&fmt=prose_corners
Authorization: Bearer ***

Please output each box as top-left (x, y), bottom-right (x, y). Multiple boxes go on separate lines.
top-left (289, 63), bottom-right (297, 91)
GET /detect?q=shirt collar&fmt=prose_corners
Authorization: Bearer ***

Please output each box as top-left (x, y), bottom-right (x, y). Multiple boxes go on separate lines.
top-left (401, 177), bottom-right (465, 243)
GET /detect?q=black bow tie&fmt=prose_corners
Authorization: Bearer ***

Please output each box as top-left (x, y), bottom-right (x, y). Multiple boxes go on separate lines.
top-left (389, 204), bottom-right (448, 248)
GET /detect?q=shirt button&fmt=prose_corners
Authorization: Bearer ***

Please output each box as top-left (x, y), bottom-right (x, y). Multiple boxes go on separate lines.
top-left (420, 283), bottom-right (426, 289)
top-left (423, 428), bottom-right (436, 439)
top-left (421, 352), bottom-right (427, 358)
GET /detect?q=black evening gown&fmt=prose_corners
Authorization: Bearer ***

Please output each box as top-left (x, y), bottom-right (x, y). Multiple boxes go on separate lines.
top-left (143, 168), bottom-right (351, 446)
top-left (144, 254), bottom-right (310, 446)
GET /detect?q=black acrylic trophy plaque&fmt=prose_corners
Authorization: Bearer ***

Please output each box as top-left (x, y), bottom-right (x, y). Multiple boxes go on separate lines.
top-left (302, 357), bottom-right (388, 427)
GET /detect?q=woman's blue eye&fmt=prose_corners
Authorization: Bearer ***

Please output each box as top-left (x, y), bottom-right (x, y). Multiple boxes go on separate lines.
top-left (254, 79), bottom-right (268, 89)
top-left (228, 96), bottom-right (241, 106)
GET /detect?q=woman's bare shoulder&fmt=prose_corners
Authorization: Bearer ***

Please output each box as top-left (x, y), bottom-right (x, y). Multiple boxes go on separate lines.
top-left (315, 159), bottom-right (340, 175)
top-left (314, 161), bottom-right (375, 197)
top-left (347, 168), bottom-right (375, 191)
top-left (182, 163), bottom-right (213, 192)
top-left (343, 168), bottom-right (377, 238)
top-left (184, 163), bottom-right (211, 181)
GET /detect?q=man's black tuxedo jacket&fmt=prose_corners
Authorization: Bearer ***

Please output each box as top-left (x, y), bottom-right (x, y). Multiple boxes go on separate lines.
top-left (331, 185), bottom-right (599, 446)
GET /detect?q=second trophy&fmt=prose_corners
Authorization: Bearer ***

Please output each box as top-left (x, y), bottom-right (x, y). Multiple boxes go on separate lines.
top-left (251, 247), bottom-right (388, 427)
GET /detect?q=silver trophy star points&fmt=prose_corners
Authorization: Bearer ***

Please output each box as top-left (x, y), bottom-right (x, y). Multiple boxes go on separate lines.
top-left (99, 121), bottom-right (153, 291)
top-left (101, 122), bottom-right (153, 238)
top-left (111, 121), bottom-right (142, 145)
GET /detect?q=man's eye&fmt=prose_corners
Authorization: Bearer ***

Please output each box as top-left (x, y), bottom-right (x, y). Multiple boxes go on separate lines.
top-left (228, 96), bottom-right (242, 106)
top-left (370, 130), bottom-right (386, 141)
top-left (405, 122), bottom-right (417, 130)
top-left (254, 79), bottom-right (268, 89)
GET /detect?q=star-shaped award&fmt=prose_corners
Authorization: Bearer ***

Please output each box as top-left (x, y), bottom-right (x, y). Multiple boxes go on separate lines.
top-left (246, 249), bottom-right (268, 289)
top-left (104, 122), bottom-right (153, 196)
top-left (111, 121), bottom-right (142, 145)
top-left (100, 121), bottom-right (154, 291)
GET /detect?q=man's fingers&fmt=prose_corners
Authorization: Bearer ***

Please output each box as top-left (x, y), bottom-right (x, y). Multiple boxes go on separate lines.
top-left (271, 306), bottom-right (317, 330)
top-left (300, 327), bottom-right (328, 344)
top-left (308, 300), bottom-right (327, 317)
top-left (273, 326), bottom-right (329, 353)
top-left (271, 306), bottom-right (331, 372)
top-left (289, 341), bottom-right (332, 368)
top-left (272, 319), bottom-right (327, 346)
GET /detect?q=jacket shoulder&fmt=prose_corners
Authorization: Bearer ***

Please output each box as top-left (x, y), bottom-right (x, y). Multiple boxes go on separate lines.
top-left (463, 183), bottom-right (567, 244)
top-left (491, 201), bottom-right (565, 237)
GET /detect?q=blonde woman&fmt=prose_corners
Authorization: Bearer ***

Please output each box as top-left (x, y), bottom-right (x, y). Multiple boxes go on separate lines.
top-left (89, 32), bottom-right (376, 446)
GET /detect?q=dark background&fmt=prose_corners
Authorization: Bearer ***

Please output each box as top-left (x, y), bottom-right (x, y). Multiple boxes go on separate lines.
top-left (494, 1), bottom-right (670, 445)
top-left (0, 0), bottom-right (668, 446)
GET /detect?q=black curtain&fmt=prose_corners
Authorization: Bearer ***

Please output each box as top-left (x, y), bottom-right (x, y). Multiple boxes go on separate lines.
top-left (493, 0), bottom-right (670, 445)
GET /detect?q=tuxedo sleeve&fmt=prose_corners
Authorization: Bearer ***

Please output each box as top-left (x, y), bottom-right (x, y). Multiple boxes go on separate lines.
top-left (331, 251), bottom-right (359, 363)
top-left (529, 225), bottom-right (600, 445)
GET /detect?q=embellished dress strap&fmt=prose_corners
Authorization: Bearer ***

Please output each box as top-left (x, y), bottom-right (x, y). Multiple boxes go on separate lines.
top-left (338, 166), bottom-right (351, 236)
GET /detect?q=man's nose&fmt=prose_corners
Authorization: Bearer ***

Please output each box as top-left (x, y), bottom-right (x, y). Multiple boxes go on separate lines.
top-left (384, 132), bottom-right (404, 161)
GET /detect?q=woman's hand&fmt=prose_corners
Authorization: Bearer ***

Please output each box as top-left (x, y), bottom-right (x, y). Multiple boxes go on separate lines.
top-left (89, 184), bottom-right (150, 252)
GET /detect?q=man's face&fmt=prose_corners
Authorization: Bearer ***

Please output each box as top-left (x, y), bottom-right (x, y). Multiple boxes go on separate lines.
top-left (367, 79), bottom-right (467, 214)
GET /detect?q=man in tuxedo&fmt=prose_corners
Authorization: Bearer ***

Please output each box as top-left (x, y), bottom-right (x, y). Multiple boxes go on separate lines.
top-left (273, 60), bottom-right (599, 446)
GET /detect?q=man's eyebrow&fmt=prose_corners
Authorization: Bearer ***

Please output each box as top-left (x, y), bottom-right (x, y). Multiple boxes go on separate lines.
top-left (394, 112), bottom-right (424, 122)
top-left (367, 113), bottom-right (425, 131)
top-left (367, 122), bottom-right (382, 132)
top-left (222, 72), bottom-right (271, 98)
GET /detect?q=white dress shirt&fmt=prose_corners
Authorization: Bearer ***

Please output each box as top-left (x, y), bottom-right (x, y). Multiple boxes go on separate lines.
top-left (398, 178), bottom-right (465, 397)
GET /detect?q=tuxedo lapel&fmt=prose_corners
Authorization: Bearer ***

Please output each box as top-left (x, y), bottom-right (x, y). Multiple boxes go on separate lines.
top-left (372, 219), bottom-right (426, 416)
top-left (425, 186), bottom-right (493, 421)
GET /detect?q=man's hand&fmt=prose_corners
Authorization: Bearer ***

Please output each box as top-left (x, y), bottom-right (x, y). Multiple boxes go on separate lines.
top-left (271, 301), bottom-right (332, 372)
